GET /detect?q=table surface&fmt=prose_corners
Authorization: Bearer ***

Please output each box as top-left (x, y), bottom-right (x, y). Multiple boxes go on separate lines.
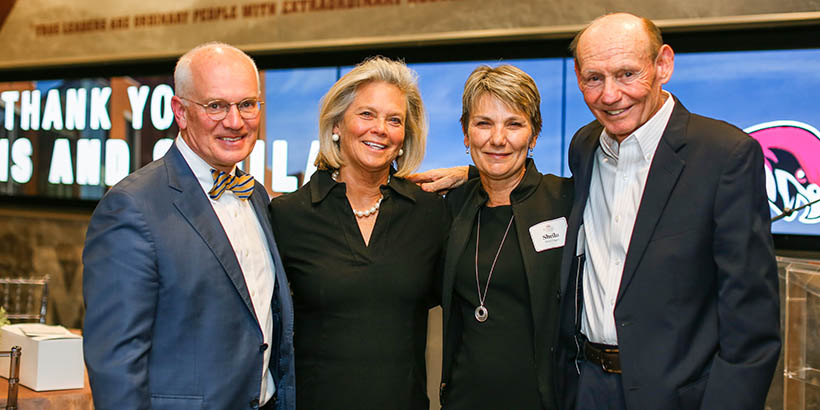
top-left (0, 367), bottom-right (92, 410)
top-left (0, 328), bottom-right (92, 410)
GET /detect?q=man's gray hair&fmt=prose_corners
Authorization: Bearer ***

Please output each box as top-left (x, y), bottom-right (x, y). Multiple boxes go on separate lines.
top-left (174, 42), bottom-right (261, 98)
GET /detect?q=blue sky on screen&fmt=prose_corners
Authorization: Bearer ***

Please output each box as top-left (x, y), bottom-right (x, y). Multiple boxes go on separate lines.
top-left (668, 49), bottom-right (820, 236)
top-left (262, 49), bottom-right (820, 235)
top-left (410, 58), bottom-right (565, 175)
top-left (668, 49), bottom-right (820, 129)
top-left (562, 48), bottom-right (820, 235)
top-left (264, 59), bottom-right (567, 178)
top-left (264, 66), bottom-right (337, 178)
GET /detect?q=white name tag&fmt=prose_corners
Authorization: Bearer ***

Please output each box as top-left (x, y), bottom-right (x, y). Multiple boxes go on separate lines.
top-left (529, 217), bottom-right (567, 252)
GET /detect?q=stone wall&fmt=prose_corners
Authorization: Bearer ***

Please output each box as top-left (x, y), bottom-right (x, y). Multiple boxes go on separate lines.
top-left (0, 207), bottom-right (90, 329)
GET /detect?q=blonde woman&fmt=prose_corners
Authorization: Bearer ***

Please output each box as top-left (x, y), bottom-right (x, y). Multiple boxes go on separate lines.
top-left (269, 57), bottom-right (448, 410)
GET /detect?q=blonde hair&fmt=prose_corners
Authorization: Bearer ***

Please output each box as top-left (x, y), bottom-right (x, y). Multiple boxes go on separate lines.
top-left (315, 56), bottom-right (427, 177)
top-left (460, 64), bottom-right (541, 138)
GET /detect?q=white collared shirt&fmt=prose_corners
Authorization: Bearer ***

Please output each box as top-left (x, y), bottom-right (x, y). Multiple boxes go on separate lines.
top-left (580, 93), bottom-right (675, 345)
top-left (176, 136), bottom-right (277, 404)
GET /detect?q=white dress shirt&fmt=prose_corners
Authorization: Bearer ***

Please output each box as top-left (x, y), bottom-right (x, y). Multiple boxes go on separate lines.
top-left (580, 93), bottom-right (675, 345)
top-left (176, 136), bottom-right (277, 404)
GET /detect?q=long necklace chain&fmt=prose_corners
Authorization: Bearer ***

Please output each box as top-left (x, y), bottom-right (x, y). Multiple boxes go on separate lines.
top-left (474, 208), bottom-right (515, 322)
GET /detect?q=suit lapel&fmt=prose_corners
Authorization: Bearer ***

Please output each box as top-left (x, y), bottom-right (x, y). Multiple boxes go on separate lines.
top-left (246, 181), bottom-right (284, 300)
top-left (441, 183), bottom-right (484, 335)
top-left (508, 161), bottom-right (553, 336)
top-left (164, 145), bottom-right (259, 324)
top-left (616, 101), bottom-right (688, 304)
top-left (515, 197), bottom-right (551, 333)
top-left (560, 126), bottom-right (600, 296)
top-left (244, 174), bottom-right (276, 261)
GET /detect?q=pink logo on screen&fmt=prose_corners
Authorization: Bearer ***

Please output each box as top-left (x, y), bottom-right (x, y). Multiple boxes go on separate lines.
top-left (746, 121), bottom-right (820, 224)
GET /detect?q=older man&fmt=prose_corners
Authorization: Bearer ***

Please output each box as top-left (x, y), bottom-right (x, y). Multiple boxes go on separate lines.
top-left (411, 12), bottom-right (780, 410)
top-left (557, 13), bottom-right (780, 410)
top-left (83, 43), bottom-right (294, 410)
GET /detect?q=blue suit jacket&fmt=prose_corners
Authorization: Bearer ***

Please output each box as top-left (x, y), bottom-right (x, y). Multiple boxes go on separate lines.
top-left (83, 143), bottom-right (295, 410)
top-left (557, 97), bottom-right (780, 409)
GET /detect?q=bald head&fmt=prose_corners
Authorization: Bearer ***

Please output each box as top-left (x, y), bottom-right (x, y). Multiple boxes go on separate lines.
top-left (570, 12), bottom-right (675, 142)
top-left (174, 42), bottom-right (260, 99)
top-left (570, 13), bottom-right (663, 65)
top-left (169, 42), bottom-right (263, 172)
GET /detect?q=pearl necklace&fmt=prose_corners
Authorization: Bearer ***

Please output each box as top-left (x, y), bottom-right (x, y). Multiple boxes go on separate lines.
top-left (331, 170), bottom-right (388, 218)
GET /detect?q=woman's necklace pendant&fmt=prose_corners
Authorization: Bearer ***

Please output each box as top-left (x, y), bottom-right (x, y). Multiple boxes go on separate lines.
top-left (474, 305), bottom-right (488, 322)
top-left (473, 210), bottom-right (514, 324)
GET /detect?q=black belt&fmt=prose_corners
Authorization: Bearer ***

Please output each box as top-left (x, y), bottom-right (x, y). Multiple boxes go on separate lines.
top-left (584, 341), bottom-right (621, 374)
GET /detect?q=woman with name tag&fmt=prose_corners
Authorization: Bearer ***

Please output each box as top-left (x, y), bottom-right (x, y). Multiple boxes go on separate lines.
top-left (268, 57), bottom-right (448, 410)
top-left (438, 65), bottom-right (572, 410)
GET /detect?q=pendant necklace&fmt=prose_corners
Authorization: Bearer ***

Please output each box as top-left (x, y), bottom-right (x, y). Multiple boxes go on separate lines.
top-left (474, 208), bottom-right (515, 322)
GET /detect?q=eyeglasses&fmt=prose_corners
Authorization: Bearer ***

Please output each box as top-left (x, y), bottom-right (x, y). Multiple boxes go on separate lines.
top-left (179, 97), bottom-right (264, 121)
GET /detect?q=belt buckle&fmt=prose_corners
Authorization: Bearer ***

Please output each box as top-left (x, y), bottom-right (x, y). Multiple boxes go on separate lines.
top-left (599, 346), bottom-right (621, 374)
top-left (600, 359), bottom-right (621, 374)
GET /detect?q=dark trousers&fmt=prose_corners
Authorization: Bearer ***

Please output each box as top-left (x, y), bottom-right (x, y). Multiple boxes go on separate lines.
top-left (575, 359), bottom-right (628, 410)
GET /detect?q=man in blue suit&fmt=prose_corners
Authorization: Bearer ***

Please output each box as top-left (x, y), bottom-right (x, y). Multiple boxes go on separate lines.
top-left (83, 42), bottom-right (295, 410)
top-left (557, 13), bottom-right (780, 409)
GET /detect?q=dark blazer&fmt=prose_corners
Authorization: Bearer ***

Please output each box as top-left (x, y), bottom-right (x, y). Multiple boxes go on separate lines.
top-left (441, 159), bottom-right (573, 409)
top-left (557, 96), bottom-right (780, 410)
top-left (83, 143), bottom-right (295, 410)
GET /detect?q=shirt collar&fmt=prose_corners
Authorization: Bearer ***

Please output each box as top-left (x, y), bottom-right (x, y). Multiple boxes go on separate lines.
top-left (599, 90), bottom-right (675, 163)
top-left (472, 158), bottom-right (541, 204)
top-left (175, 134), bottom-right (237, 194)
top-left (309, 168), bottom-right (418, 204)
top-left (509, 158), bottom-right (541, 204)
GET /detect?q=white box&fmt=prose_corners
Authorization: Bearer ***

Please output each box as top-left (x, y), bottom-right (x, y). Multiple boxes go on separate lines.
top-left (0, 324), bottom-right (84, 391)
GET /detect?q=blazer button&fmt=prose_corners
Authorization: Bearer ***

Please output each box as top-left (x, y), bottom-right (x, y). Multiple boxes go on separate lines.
top-left (249, 398), bottom-right (259, 408)
top-left (556, 291), bottom-right (561, 301)
top-left (260, 343), bottom-right (269, 352)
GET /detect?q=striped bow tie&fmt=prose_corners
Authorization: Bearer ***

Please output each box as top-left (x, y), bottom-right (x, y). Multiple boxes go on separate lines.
top-left (209, 170), bottom-right (254, 201)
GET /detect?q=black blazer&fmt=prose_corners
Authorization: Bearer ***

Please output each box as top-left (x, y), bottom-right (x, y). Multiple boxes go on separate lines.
top-left (557, 96), bottom-right (780, 410)
top-left (441, 159), bottom-right (573, 410)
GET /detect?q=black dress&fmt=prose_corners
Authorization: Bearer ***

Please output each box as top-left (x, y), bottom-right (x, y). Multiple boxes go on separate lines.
top-left (269, 169), bottom-right (449, 410)
top-left (444, 205), bottom-right (542, 410)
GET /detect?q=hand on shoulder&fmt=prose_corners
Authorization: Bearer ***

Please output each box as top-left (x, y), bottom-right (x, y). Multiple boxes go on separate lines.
top-left (406, 166), bottom-right (469, 193)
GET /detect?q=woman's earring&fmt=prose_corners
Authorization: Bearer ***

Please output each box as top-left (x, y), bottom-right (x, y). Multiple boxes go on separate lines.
top-left (331, 133), bottom-right (340, 142)
top-left (528, 147), bottom-right (533, 157)
top-left (398, 148), bottom-right (404, 157)
top-left (466, 146), bottom-right (470, 155)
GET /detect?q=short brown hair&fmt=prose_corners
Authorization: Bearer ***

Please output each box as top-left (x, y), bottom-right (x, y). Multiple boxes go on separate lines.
top-left (460, 64), bottom-right (542, 138)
